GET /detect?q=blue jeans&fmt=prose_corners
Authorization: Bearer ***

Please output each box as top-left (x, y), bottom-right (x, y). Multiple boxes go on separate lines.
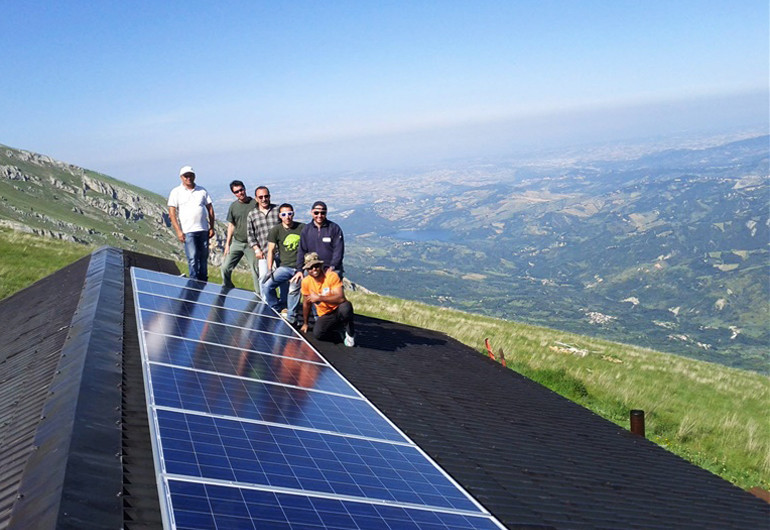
top-left (184, 231), bottom-right (209, 281)
top-left (262, 266), bottom-right (301, 322)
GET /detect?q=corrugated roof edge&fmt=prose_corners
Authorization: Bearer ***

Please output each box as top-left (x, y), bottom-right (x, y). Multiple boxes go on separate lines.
top-left (0, 253), bottom-right (91, 529)
top-left (9, 247), bottom-right (125, 529)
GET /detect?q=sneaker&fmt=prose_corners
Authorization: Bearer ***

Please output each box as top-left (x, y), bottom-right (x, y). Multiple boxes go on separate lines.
top-left (280, 309), bottom-right (289, 320)
top-left (344, 332), bottom-right (355, 347)
top-left (282, 312), bottom-right (296, 325)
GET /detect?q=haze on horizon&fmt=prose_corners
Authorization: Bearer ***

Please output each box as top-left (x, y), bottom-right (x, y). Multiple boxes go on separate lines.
top-left (1, 1), bottom-right (767, 195)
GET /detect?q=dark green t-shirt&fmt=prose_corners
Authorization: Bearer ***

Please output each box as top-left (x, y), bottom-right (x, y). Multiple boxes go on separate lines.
top-left (267, 221), bottom-right (304, 269)
top-left (226, 198), bottom-right (257, 242)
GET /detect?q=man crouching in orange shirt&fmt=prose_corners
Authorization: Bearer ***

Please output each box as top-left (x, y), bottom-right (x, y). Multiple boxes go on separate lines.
top-left (300, 252), bottom-right (355, 347)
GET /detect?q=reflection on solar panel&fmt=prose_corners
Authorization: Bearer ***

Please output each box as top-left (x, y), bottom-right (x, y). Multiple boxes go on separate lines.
top-left (132, 268), bottom-right (504, 529)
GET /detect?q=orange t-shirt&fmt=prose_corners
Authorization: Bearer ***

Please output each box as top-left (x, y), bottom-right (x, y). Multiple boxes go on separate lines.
top-left (301, 271), bottom-right (343, 317)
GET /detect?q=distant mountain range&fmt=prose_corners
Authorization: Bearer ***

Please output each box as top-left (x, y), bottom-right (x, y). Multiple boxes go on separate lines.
top-left (271, 135), bottom-right (769, 372)
top-left (2, 136), bottom-right (768, 372)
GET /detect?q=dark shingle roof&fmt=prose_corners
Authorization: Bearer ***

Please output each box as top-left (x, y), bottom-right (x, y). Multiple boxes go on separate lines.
top-left (0, 253), bottom-right (91, 529)
top-left (0, 248), bottom-right (176, 529)
top-left (0, 247), bottom-right (768, 529)
top-left (307, 316), bottom-right (770, 529)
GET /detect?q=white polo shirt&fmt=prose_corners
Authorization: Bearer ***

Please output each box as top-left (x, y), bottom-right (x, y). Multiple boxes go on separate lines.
top-left (167, 184), bottom-right (213, 233)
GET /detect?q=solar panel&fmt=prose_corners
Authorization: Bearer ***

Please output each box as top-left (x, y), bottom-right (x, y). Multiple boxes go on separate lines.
top-left (132, 268), bottom-right (504, 529)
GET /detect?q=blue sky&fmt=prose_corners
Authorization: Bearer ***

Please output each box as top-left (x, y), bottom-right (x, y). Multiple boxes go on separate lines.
top-left (1, 1), bottom-right (767, 193)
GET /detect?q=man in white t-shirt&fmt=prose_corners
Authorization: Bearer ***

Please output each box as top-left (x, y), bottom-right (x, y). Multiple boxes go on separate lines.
top-left (167, 165), bottom-right (216, 281)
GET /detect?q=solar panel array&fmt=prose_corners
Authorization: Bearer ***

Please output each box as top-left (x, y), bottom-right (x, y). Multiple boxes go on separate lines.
top-left (131, 268), bottom-right (504, 529)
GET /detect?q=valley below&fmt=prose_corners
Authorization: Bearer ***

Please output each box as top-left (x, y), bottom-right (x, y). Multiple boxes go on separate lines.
top-left (265, 135), bottom-right (769, 372)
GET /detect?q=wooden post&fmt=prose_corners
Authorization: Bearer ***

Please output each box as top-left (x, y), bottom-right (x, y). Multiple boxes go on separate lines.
top-left (630, 409), bottom-right (645, 437)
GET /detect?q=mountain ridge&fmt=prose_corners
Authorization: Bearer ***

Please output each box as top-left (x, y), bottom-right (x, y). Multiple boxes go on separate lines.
top-left (0, 143), bottom-right (229, 264)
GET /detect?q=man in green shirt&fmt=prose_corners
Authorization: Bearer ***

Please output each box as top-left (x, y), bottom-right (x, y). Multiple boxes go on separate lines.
top-left (221, 180), bottom-right (258, 290)
top-left (263, 203), bottom-right (305, 324)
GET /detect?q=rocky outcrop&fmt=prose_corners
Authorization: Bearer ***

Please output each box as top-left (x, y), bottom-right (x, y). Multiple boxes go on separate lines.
top-left (48, 175), bottom-right (78, 194)
top-left (1, 165), bottom-right (40, 182)
top-left (81, 175), bottom-right (167, 224)
top-left (0, 219), bottom-right (89, 244)
top-left (6, 148), bottom-right (86, 177)
top-left (83, 195), bottom-right (143, 221)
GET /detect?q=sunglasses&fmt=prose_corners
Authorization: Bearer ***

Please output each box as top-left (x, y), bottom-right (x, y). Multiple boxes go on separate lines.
top-left (257, 194), bottom-right (270, 199)
top-left (312, 210), bottom-right (327, 215)
top-left (308, 263), bottom-right (323, 270)
top-left (232, 188), bottom-right (245, 194)
top-left (279, 211), bottom-right (294, 217)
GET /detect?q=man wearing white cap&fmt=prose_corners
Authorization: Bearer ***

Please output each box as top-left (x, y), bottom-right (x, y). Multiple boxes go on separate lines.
top-left (168, 165), bottom-right (216, 281)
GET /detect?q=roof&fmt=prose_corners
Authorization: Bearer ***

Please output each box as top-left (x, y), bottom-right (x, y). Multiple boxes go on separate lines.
top-left (0, 247), bottom-right (767, 529)
top-left (310, 317), bottom-right (770, 528)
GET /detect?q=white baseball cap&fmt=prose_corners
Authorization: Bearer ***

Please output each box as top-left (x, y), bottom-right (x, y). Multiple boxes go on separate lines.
top-left (179, 165), bottom-right (195, 176)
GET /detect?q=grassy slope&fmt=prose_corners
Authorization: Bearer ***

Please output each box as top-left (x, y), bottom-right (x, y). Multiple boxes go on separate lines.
top-left (0, 228), bottom-right (766, 491)
top-left (0, 227), bottom-right (93, 299)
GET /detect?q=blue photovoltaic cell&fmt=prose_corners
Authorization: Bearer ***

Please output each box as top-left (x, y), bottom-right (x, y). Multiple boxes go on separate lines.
top-left (131, 268), bottom-right (501, 528)
top-left (134, 280), bottom-right (278, 318)
top-left (168, 480), bottom-right (502, 530)
top-left (141, 316), bottom-right (321, 365)
top-left (140, 309), bottom-right (303, 357)
top-left (135, 291), bottom-right (281, 330)
top-left (150, 364), bottom-right (404, 441)
top-left (142, 331), bottom-right (352, 396)
top-left (133, 268), bottom-right (258, 301)
top-left (136, 275), bottom-right (254, 301)
top-left (133, 280), bottom-right (260, 313)
top-left (157, 409), bottom-right (478, 512)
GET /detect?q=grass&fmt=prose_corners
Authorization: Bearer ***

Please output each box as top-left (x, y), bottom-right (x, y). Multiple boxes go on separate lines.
top-left (345, 289), bottom-right (770, 491)
top-left (1, 228), bottom-right (767, 492)
top-left (0, 227), bottom-right (93, 299)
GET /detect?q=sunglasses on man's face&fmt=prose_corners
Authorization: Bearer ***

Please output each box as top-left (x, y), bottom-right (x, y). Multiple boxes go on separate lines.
top-left (279, 211), bottom-right (294, 217)
top-left (308, 263), bottom-right (323, 270)
top-left (257, 194), bottom-right (270, 199)
top-left (232, 188), bottom-right (245, 194)
top-left (312, 210), bottom-right (327, 216)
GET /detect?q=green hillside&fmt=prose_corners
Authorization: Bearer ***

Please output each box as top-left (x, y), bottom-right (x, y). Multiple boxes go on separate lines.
top-left (0, 229), bottom-right (767, 493)
top-left (0, 145), bottom-right (177, 255)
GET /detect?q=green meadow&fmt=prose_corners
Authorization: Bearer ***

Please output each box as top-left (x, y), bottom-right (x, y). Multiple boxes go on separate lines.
top-left (0, 229), bottom-right (767, 492)
top-left (0, 227), bottom-right (93, 299)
